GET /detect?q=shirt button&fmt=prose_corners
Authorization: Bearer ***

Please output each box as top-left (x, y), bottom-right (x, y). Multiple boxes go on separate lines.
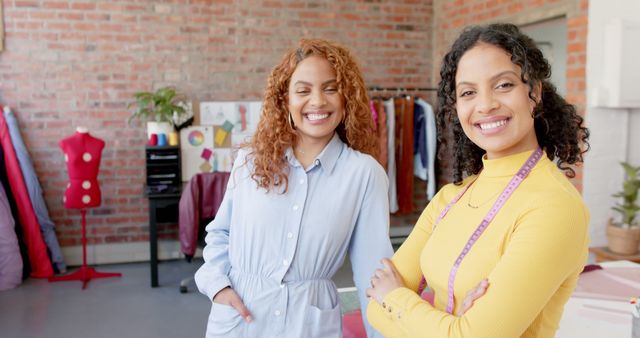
top-left (292, 205), bottom-right (299, 211)
top-left (299, 179), bottom-right (304, 185)
top-left (282, 259), bottom-right (288, 266)
top-left (280, 284), bottom-right (285, 288)
top-left (287, 232), bottom-right (293, 239)
top-left (274, 310), bottom-right (281, 316)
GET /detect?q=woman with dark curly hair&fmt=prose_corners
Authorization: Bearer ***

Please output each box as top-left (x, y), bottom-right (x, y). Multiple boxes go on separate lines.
top-left (195, 38), bottom-right (393, 337)
top-left (366, 23), bottom-right (590, 337)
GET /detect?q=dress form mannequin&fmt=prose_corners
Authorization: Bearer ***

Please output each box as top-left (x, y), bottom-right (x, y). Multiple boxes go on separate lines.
top-left (60, 126), bottom-right (104, 209)
top-left (49, 127), bottom-right (121, 288)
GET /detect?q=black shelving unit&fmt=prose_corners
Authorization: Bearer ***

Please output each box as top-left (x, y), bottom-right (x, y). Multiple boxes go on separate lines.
top-left (143, 145), bottom-right (182, 287)
top-left (145, 145), bottom-right (181, 189)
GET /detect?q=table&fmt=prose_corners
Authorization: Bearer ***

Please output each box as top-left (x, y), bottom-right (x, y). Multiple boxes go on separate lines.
top-left (589, 246), bottom-right (640, 263)
top-left (557, 260), bottom-right (639, 338)
top-left (145, 185), bottom-right (183, 287)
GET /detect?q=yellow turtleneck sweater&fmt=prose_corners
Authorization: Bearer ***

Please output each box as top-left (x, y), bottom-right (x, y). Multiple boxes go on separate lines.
top-left (367, 150), bottom-right (589, 338)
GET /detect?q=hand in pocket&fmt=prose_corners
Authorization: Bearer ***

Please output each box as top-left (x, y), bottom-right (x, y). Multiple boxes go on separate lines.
top-left (212, 287), bottom-right (253, 322)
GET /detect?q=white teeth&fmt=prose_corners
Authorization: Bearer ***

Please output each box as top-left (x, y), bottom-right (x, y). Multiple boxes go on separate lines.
top-left (479, 119), bottom-right (507, 130)
top-left (307, 113), bottom-right (329, 121)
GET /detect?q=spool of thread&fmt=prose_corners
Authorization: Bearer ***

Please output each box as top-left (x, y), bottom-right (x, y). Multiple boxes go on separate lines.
top-left (157, 133), bottom-right (167, 146)
top-left (148, 133), bottom-right (158, 146)
top-left (168, 131), bottom-right (179, 146)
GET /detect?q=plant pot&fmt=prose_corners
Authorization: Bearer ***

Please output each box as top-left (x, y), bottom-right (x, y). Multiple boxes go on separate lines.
top-left (606, 221), bottom-right (640, 255)
top-left (146, 121), bottom-right (174, 143)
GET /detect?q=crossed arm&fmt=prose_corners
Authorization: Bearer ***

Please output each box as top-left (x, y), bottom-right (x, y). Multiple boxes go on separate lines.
top-left (365, 199), bottom-right (588, 338)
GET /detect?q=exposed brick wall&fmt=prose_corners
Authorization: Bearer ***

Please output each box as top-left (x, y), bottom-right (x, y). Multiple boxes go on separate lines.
top-left (432, 0), bottom-right (588, 192)
top-left (0, 0), bottom-right (433, 251)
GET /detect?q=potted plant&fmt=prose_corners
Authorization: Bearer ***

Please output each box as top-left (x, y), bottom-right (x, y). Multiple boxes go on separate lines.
top-left (129, 86), bottom-right (188, 141)
top-left (606, 162), bottom-right (640, 255)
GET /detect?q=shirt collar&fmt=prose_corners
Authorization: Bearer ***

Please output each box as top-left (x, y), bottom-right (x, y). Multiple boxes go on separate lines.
top-left (316, 133), bottom-right (343, 174)
top-left (285, 133), bottom-right (344, 173)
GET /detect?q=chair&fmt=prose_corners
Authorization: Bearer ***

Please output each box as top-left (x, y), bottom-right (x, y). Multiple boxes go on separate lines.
top-left (177, 172), bottom-right (230, 293)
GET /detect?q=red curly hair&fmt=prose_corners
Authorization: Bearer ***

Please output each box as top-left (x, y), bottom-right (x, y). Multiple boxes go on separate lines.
top-left (245, 38), bottom-right (378, 193)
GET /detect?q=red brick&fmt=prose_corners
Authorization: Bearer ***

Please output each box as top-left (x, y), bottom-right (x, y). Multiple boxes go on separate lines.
top-left (74, 23), bottom-right (97, 31)
top-left (30, 12), bottom-right (56, 20)
top-left (71, 2), bottom-right (97, 11)
top-left (43, 1), bottom-right (69, 9)
top-left (568, 15), bottom-right (588, 28)
top-left (508, 3), bottom-right (524, 13)
top-left (568, 42), bottom-right (586, 53)
top-left (15, 1), bottom-right (40, 8)
top-left (57, 12), bottom-right (84, 21)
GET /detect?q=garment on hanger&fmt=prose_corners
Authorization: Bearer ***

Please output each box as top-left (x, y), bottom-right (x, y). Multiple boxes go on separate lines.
top-left (394, 95), bottom-right (415, 214)
top-left (383, 98), bottom-right (398, 213)
top-left (414, 98), bottom-right (437, 200)
top-left (0, 112), bottom-right (52, 278)
top-left (370, 100), bottom-right (388, 170)
top-left (4, 107), bottom-right (65, 272)
top-left (413, 102), bottom-right (427, 181)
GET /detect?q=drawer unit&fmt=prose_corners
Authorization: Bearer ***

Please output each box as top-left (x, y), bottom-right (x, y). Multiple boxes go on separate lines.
top-left (146, 146), bottom-right (181, 187)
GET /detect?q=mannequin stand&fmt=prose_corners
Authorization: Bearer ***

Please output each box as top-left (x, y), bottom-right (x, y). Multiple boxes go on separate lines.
top-left (49, 209), bottom-right (121, 289)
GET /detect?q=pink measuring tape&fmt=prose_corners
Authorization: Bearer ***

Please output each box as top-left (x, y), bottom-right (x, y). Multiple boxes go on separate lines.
top-left (418, 148), bottom-right (543, 314)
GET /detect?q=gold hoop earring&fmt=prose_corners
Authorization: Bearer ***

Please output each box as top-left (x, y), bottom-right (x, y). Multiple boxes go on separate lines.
top-left (288, 112), bottom-right (296, 130)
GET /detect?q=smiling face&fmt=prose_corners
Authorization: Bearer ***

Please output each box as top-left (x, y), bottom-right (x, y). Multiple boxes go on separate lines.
top-left (287, 55), bottom-right (344, 147)
top-left (455, 42), bottom-right (541, 159)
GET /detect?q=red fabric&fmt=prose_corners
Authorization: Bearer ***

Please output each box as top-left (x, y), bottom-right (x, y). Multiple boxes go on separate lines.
top-left (0, 112), bottom-right (52, 278)
top-left (342, 310), bottom-right (366, 338)
top-left (373, 100), bottom-right (388, 170)
top-left (179, 172), bottom-right (230, 257)
top-left (394, 97), bottom-right (415, 214)
top-left (59, 132), bottom-right (105, 209)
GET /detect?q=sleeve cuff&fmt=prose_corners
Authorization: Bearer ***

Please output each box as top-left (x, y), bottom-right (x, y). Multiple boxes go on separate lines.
top-left (200, 275), bottom-right (231, 301)
top-left (381, 287), bottom-right (433, 321)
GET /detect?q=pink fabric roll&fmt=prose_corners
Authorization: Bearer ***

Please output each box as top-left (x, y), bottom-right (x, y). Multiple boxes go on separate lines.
top-left (0, 181), bottom-right (22, 290)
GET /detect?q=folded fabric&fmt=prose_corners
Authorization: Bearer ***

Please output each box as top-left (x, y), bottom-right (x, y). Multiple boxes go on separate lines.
top-left (574, 267), bottom-right (640, 301)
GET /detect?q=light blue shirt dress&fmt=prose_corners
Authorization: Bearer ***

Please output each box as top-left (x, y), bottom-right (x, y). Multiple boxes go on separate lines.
top-left (195, 134), bottom-right (393, 337)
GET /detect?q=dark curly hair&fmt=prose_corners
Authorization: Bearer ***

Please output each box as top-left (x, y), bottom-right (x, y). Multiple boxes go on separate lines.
top-left (247, 38), bottom-right (377, 193)
top-left (437, 23), bottom-right (590, 184)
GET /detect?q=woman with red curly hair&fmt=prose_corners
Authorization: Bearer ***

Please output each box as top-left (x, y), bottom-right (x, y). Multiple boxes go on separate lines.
top-left (195, 38), bottom-right (393, 337)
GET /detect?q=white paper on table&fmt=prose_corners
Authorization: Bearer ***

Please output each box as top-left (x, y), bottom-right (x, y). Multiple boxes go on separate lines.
top-left (557, 260), bottom-right (639, 338)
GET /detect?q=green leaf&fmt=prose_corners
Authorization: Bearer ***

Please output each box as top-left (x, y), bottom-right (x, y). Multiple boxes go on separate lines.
top-left (129, 86), bottom-right (188, 126)
top-left (622, 162), bottom-right (639, 179)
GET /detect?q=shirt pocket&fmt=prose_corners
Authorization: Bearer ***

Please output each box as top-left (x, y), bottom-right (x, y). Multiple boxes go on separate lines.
top-left (304, 303), bottom-right (342, 338)
top-left (206, 302), bottom-right (243, 336)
